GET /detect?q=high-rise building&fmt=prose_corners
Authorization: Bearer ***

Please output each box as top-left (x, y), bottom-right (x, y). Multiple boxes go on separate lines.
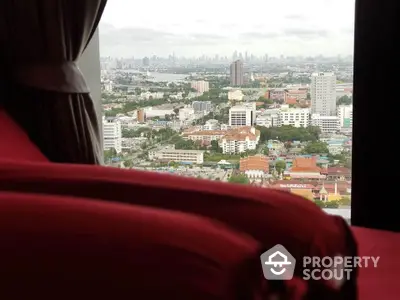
top-left (278, 105), bottom-right (310, 128)
top-left (190, 80), bottom-right (210, 94)
top-left (137, 109), bottom-right (146, 123)
top-left (192, 101), bottom-right (212, 113)
top-left (311, 72), bottom-right (337, 116)
top-left (337, 105), bottom-right (353, 129)
top-left (230, 60), bottom-right (244, 86)
top-left (102, 116), bottom-right (122, 154)
top-left (229, 103), bottom-right (256, 127)
top-left (142, 57), bottom-right (150, 67)
top-left (310, 114), bottom-right (339, 134)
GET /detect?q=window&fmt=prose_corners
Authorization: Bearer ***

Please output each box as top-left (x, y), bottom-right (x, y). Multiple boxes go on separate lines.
top-left (98, 0), bottom-right (354, 217)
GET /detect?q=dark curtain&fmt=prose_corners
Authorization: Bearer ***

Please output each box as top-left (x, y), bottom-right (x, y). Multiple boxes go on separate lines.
top-left (0, 0), bottom-right (107, 164)
top-left (352, 0), bottom-right (400, 231)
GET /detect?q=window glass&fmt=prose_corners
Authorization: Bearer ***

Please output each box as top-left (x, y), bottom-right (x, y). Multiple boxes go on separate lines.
top-left (99, 0), bottom-right (354, 217)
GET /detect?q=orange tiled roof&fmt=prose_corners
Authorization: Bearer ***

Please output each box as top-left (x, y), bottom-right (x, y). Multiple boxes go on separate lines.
top-left (287, 90), bottom-right (307, 94)
top-left (224, 133), bottom-right (257, 141)
top-left (290, 156), bottom-right (321, 173)
top-left (222, 127), bottom-right (259, 142)
top-left (185, 130), bottom-right (226, 136)
top-left (327, 167), bottom-right (351, 175)
top-left (240, 155), bottom-right (269, 172)
top-left (285, 97), bottom-right (297, 105)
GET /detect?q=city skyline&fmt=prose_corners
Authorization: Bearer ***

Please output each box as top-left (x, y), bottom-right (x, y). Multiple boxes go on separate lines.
top-left (100, 0), bottom-right (355, 58)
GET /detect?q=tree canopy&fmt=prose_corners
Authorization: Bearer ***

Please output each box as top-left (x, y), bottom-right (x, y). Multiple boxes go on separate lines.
top-left (337, 95), bottom-right (352, 105)
top-left (314, 200), bottom-right (340, 208)
top-left (256, 125), bottom-right (321, 143)
top-left (302, 141), bottom-right (329, 154)
top-left (275, 160), bottom-right (287, 174)
top-left (228, 174), bottom-right (250, 185)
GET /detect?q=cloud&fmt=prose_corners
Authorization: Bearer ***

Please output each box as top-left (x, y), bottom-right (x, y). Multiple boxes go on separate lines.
top-left (283, 28), bottom-right (330, 39)
top-left (98, 22), bottom-right (352, 57)
top-left (341, 27), bottom-right (355, 35)
top-left (239, 32), bottom-right (280, 40)
top-left (100, 25), bottom-right (229, 46)
top-left (284, 14), bottom-right (306, 20)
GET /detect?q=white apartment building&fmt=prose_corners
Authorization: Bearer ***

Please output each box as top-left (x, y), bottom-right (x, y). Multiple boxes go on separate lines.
top-left (183, 130), bottom-right (226, 143)
top-left (140, 91), bottom-right (164, 100)
top-left (337, 105), bottom-right (353, 129)
top-left (220, 127), bottom-right (260, 154)
top-left (311, 114), bottom-right (339, 134)
top-left (229, 103), bottom-right (256, 127)
top-left (191, 80), bottom-right (210, 94)
top-left (228, 89), bottom-right (244, 101)
top-left (104, 81), bottom-right (113, 92)
top-left (278, 105), bottom-right (310, 128)
top-left (145, 107), bottom-right (174, 118)
top-left (179, 107), bottom-right (195, 121)
top-left (256, 108), bottom-right (280, 128)
top-left (256, 115), bottom-right (277, 127)
top-left (203, 119), bottom-right (220, 131)
top-left (148, 148), bottom-right (204, 164)
top-left (102, 116), bottom-right (122, 154)
top-left (311, 72), bottom-right (337, 116)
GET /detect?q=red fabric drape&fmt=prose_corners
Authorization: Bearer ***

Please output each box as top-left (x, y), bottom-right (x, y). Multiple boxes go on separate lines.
top-left (0, 0), bottom-right (107, 164)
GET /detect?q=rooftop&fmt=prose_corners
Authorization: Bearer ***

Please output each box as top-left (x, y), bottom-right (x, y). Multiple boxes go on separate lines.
top-left (240, 155), bottom-right (269, 172)
top-left (290, 156), bottom-right (321, 173)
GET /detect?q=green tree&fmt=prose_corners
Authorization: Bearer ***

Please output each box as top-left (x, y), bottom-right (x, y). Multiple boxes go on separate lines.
top-left (302, 141), bottom-right (329, 154)
top-left (307, 126), bottom-right (321, 140)
top-left (256, 125), bottom-right (320, 143)
top-left (314, 200), bottom-right (326, 208)
top-left (104, 148), bottom-right (118, 163)
top-left (337, 95), bottom-right (352, 105)
top-left (339, 197), bottom-right (351, 206)
top-left (262, 147), bottom-right (270, 155)
top-left (210, 140), bottom-right (221, 152)
top-left (275, 160), bottom-right (287, 175)
top-left (258, 96), bottom-right (273, 105)
top-left (175, 139), bottom-right (196, 150)
top-left (228, 174), bottom-right (250, 185)
top-left (123, 160), bottom-right (134, 169)
top-left (325, 201), bottom-right (340, 208)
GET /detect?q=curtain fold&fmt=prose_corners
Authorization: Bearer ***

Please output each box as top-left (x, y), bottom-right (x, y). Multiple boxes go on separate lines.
top-left (0, 0), bottom-right (107, 164)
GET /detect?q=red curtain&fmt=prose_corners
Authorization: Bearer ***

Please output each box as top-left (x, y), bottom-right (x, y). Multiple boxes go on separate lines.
top-left (0, 0), bottom-right (107, 164)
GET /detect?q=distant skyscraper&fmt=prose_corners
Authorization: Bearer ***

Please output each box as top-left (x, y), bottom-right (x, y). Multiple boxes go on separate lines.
top-left (232, 50), bottom-right (238, 61)
top-left (311, 72), bottom-right (337, 116)
top-left (142, 57), bottom-right (150, 67)
top-left (137, 109), bottom-right (146, 123)
top-left (230, 60), bottom-right (244, 86)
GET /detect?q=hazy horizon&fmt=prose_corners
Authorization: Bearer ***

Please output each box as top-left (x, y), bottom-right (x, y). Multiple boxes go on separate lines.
top-left (99, 0), bottom-right (355, 58)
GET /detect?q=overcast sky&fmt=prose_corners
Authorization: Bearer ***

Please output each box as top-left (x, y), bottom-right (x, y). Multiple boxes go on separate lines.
top-left (99, 0), bottom-right (355, 58)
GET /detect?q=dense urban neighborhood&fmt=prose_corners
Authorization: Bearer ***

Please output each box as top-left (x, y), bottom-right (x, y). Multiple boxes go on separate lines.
top-left (101, 54), bottom-right (352, 212)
